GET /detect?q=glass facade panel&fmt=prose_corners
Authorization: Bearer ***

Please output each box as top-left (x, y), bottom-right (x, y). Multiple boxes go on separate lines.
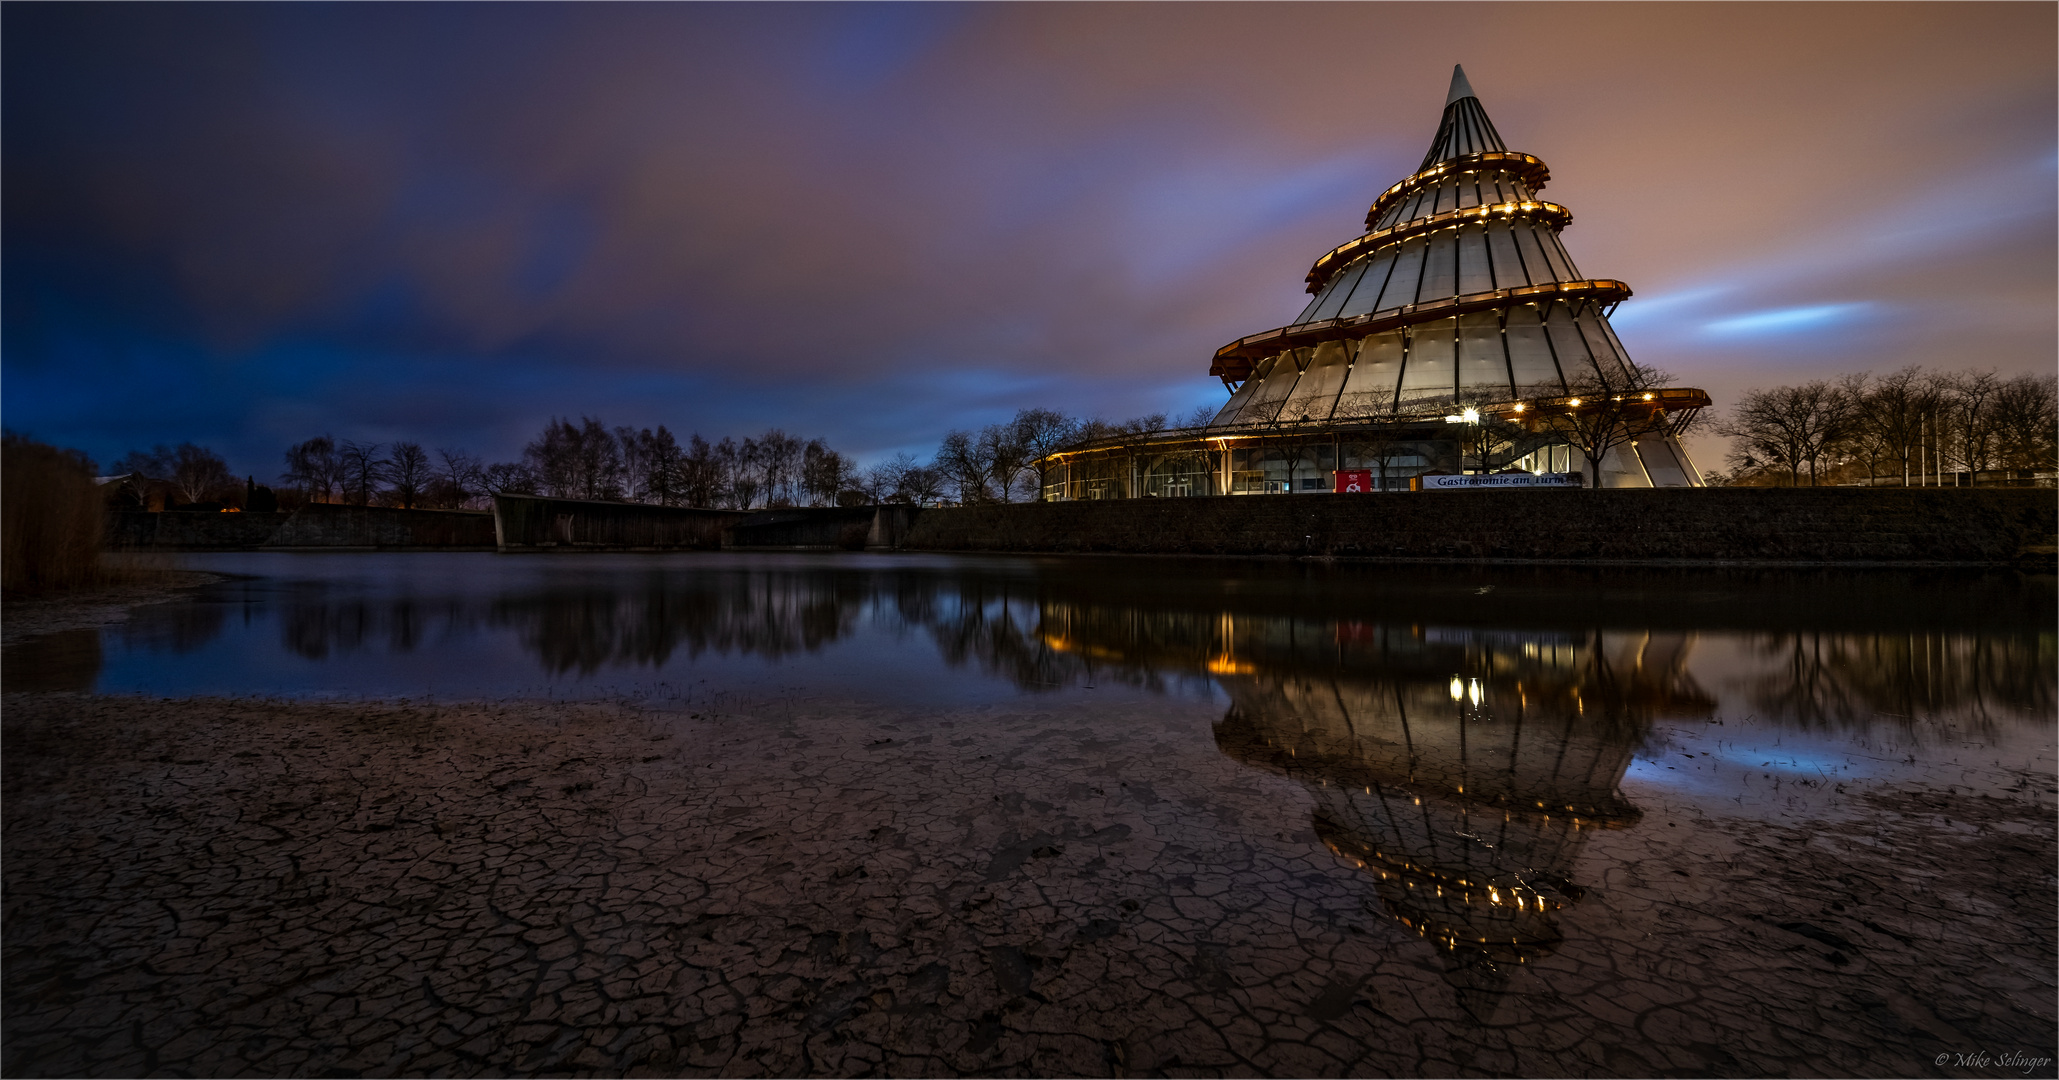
top-left (1238, 347), bottom-right (1309, 425)
top-left (1486, 222), bottom-right (1527, 287)
top-left (1291, 291), bottom-right (1324, 326)
top-left (1142, 448), bottom-right (1222, 497)
top-left (1455, 225), bottom-right (1494, 295)
top-left (1456, 173), bottom-right (1481, 208)
top-left (1374, 239), bottom-right (1425, 312)
top-left (1575, 308), bottom-right (1630, 382)
top-left (1280, 339), bottom-right (1350, 425)
top-left (1208, 356), bottom-right (1274, 427)
top-left (1400, 189), bottom-right (1430, 223)
top-left (1544, 306), bottom-right (1601, 382)
top-left (1538, 229), bottom-right (1576, 280)
top-left (1514, 227), bottom-right (1562, 283)
top-left (1417, 230), bottom-right (1458, 303)
top-left (1305, 259), bottom-right (1368, 323)
top-left (1503, 304), bottom-right (1565, 394)
top-left (1072, 454), bottom-right (1130, 501)
top-left (1334, 331), bottom-right (1403, 420)
top-left (1456, 311), bottom-right (1508, 395)
top-left (1634, 439), bottom-right (1691, 488)
top-left (1336, 249), bottom-right (1398, 318)
top-left (1398, 317), bottom-right (1458, 401)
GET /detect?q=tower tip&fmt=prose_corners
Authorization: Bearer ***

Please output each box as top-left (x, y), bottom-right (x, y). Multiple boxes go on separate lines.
top-left (1445, 65), bottom-right (1477, 106)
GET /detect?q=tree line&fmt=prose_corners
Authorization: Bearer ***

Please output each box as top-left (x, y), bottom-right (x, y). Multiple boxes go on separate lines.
top-left (273, 420), bottom-right (868, 511)
top-left (261, 405), bottom-right (1200, 511)
top-left (1715, 367), bottom-right (2056, 486)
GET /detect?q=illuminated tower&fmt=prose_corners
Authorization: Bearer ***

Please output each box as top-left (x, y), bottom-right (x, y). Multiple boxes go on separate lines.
top-left (1203, 65), bottom-right (1708, 488)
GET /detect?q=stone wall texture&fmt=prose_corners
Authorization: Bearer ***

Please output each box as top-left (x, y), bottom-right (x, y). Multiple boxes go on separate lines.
top-left (727, 506), bottom-right (925, 550)
top-left (901, 488), bottom-right (2057, 565)
top-left (107, 507), bottom-right (496, 550)
top-left (107, 512), bottom-right (290, 550)
top-left (492, 495), bottom-right (745, 552)
top-left (265, 505), bottom-right (497, 549)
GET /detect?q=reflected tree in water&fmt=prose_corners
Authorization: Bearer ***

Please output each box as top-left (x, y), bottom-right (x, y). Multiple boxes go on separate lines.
top-left (1737, 631), bottom-right (2055, 740)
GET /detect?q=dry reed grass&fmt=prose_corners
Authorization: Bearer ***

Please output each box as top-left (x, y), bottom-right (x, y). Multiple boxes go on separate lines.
top-left (2, 432), bottom-right (113, 596)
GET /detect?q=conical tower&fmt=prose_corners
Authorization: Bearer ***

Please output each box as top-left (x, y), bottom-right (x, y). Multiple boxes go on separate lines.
top-left (1031, 66), bottom-right (1710, 499)
top-left (1206, 66), bottom-right (1699, 433)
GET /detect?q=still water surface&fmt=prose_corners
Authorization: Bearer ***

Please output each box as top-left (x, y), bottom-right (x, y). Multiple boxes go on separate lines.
top-left (17, 553), bottom-right (2056, 720)
top-left (6, 552), bottom-right (2055, 1070)
top-left (17, 551), bottom-right (2054, 815)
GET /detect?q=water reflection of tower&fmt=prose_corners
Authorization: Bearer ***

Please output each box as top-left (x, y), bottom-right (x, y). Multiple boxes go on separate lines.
top-left (1210, 623), bottom-right (1712, 1014)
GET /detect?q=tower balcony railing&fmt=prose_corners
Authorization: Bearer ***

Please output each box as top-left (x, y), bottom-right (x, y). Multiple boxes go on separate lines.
top-left (1306, 201), bottom-right (1573, 293)
top-left (1210, 279), bottom-right (1634, 381)
top-left (1364, 151), bottom-right (1551, 228)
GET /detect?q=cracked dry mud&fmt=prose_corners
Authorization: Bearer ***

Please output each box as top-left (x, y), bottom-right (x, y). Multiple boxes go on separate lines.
top-left (4, 693), bottom-right (2054, 1078)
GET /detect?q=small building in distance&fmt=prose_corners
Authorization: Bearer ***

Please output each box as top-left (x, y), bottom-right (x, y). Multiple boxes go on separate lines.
top-left (1040, 66), bottom-right (1710, 499)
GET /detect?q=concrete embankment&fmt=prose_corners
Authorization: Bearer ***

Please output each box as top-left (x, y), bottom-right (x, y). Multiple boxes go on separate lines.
top-left (109, 505), bottom-right (495, 551)
top-left (901, 488), bottom-right (2057, 565)
top-left (491, 495), bottom-right (742, 551)
top-left (489, 496), bottom-right (919, 552)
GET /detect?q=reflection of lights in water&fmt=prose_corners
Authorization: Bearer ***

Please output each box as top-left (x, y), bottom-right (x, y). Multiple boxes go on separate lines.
top-left (1468, 678), bottom-right (1482, 706)
top-left (1450, 677), bottom-right (1464, 700)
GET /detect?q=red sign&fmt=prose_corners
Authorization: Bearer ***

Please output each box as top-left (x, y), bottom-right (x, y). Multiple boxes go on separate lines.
top-left (1334, 469), bottom-right (1375, 493)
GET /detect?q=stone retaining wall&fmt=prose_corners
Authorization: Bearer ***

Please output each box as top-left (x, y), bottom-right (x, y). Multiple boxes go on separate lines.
top-left (107, 512), bottom-right (290, 550)
top-left (492, 495), bottom-right (745, 552)
top-left (901, 488), bottom-right (2057, 565)
top-left (107, 506), bottom-right (497, 550)
top-left (726, 506), bottom-right (924, 550)
top-left (265, 505), bottom-right (497, 549)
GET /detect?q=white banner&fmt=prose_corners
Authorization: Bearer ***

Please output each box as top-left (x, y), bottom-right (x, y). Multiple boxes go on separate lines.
top-left (1417, 472), bottom-right (1582, 490)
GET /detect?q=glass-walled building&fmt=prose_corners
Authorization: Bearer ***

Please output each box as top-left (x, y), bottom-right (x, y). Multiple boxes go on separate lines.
top-left (1041, 66), bottom-right (1709, 500)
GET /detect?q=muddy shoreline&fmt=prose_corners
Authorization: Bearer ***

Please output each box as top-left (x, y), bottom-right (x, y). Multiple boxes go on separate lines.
top-left (1, 569), bottom-right (226, 646)
top-left (3, 684), bottom-right (2053, 1078)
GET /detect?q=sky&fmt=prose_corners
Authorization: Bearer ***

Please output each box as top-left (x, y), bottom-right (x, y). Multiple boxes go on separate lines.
top-left (4, 3), bottom-right (2054, 478)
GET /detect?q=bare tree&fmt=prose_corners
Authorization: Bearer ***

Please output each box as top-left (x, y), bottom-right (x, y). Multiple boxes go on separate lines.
top-left (720, 437), bottom-right (764, 509)
top-left (525, 417), bottom-right (622, 499)
top-left (1717, 381), bottom-right (1855, 487)
top-left (432, 448), bottom-right (483, 509)
top-left (384, 442), bottom-right (432, 509)
top-left (117, 443), bottom-right (235, 506)
top-left (616, 425), bottom-right (651, 503)
top-left (1534, 362), bottom-right (1681, 489)
top-left (1942, 371), bottom-right (2004, 484)
top-left (756, 430), bottom-right (805, 507)
top-left (640, 427), bottom-right (686, 506)
top-left (980, 423), bottom-right (1034, 503)
top-left (1991, 373), bottom-right (2058, 474)
top-left (861, 454), bottom-right (912, 504)
top-left (338, 440), bottom-right (384, 505)
top-left (1011, 408), bottom-right (1079, 501)
top-left (936, 429), bottom-right (995, 504)
top-left (480, 462), bottom-right (541, 496)
top-left (682, 434), bottom-right (722, 508)
top-left (801, 439), bottom-right (856, 506)
top-left (899, 461), bottom-right (948, 507)
top-left (280, 436), bottom-right (342, 504)
top-left (1847, 367), bottom-right (1935, 486)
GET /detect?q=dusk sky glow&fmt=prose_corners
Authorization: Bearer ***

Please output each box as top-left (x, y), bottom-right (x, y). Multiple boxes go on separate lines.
top-left (5, 3), bottom-right (2053, 477)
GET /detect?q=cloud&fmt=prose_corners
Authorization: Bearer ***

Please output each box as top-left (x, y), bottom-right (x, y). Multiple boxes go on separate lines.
top-left (1701, 303), bottom-right (1874, 338)
top-left (3, 3), bottom-right (2053, 478)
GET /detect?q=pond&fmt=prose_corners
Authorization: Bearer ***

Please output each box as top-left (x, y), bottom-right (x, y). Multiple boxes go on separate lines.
top-left (3, 552), bottom-right (2053, 1076)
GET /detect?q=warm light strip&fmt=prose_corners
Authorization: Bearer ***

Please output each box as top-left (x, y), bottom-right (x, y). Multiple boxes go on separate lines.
top-left (1305, 200), bottom-right (1573, 294)
top-left (1364, 151), bottom-right (1551, 228)
top-left (1208, 279), bottom-right (1633, 377)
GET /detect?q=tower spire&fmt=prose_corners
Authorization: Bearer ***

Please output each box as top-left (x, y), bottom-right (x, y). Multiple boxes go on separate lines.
top-left (1445, 64), bottom-right (1476, 106)
top-left (1418, 64), bottom-right (1505, 170)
